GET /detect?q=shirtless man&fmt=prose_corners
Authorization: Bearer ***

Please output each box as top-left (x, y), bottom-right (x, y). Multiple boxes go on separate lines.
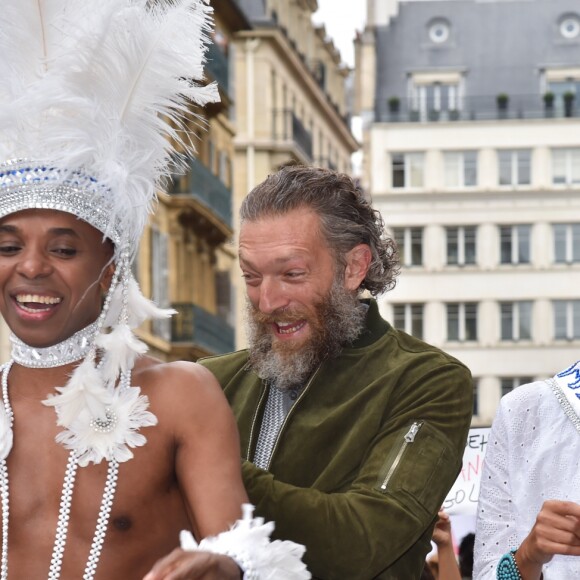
top-left (0, 208), bottom-right (245, 579)
top-left (0, 2), bottom-right (308, 577)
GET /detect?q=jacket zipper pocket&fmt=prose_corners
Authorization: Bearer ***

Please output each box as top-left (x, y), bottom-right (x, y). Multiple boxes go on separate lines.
top-left (379, 421), bottom-right (424, 491)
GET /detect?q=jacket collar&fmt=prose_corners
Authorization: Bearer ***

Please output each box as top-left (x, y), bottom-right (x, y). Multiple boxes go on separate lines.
top-left (348, 298), bottom-right (391, 350)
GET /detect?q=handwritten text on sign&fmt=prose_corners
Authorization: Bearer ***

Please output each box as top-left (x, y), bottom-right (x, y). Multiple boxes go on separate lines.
top-left (443, 427), bottom-right (490, 516)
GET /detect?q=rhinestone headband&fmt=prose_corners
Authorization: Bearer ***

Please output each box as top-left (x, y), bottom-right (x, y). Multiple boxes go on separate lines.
top-left (0, 160), bottom-right (121, 245)
top-left (10, 321), bottom-right (98, 368)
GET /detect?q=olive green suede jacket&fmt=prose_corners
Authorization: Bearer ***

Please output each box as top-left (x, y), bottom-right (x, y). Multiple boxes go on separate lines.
top-left (200, 300), bottom-right (473, 580)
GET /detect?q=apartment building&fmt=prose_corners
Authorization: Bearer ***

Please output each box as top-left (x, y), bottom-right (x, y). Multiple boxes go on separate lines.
top-left (356, 0), bottom-right (580, 425)
top-left (138, 0), bottom-right (250, 361)
top-left (231, 0), bottom-right (359, 346)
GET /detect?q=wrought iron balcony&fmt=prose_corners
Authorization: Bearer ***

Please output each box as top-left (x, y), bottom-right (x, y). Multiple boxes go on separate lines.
top-left (376, 94), bottom-right (579, 123)
top-left (272, 109), bottom-right (313, 161)
top-left (170, 158), bottom-right (232, 228)
top-left (206, 42), bottom-right (229, 95)
top-left (171, 303), bottom-right (234, 355)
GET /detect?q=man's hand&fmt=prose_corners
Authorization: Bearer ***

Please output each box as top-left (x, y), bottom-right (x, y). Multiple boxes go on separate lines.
top-left (516, 500), bottom-right (580, 579)
top-left (143, 549), bottom-right (242, 580)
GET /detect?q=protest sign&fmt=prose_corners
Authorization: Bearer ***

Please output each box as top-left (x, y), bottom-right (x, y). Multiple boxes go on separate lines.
top-left (442, 426), bottom-right (490, 516)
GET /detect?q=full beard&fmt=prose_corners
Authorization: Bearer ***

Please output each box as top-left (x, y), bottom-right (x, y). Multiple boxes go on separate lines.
top-left (245, 280), bottom-right (367, 391)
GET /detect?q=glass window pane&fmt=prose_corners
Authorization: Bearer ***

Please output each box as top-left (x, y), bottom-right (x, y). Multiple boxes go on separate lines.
top-left (392, 154), bottom-right (405, 188)
top-left (518, 150), bottom-right (531, 185)
top-left (393, 305), bottom-right (405, 330)
top-left (408, 154), bottom-right (424, 187)
top-left (573, 224), bottom-right (580, 262)
top-left (501, 302), bottom-right (513, 340)
top-left (573, 301), bottom-right (580, 339)
top-left (554, 224), bottom-right (567, 263)
top-left (518, 301), bottom-right (532, 340)
top-left (465, 303), bottom-right (477, 341)
top-left (554, 301), bottom-right (567, 339)
top-left (411, 304), bottom-right (424, 339)
top-left (518, 225), bottom-right (531, 264)
top-left (411, 228), bottom-right (423, 266)
top-left (552, 150), bottom-right (567, 185)
top-left (445, 153), bottom-right (460, 187)
top-left (447, 227), bottom-right (459, 265)
top-left (394, 228), bottom-right (405, 260)
top-left (498, 151), bottom-right (512, 186)
top-left (500, 379), bottom-right (513, 398)
top-left (465, 227), bottom-right (477, 264)
top-left (464, 152), bottom-right (477, 186)
top-left (447, 304), bottom-right (459, 340)
top-left (500, 226), bottom-right (512, 264)
top-left (572, 150), bottom-right (580, 184)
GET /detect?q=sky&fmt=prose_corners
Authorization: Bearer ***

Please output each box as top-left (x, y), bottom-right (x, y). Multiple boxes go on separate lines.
top-left (311, 1), bottom-right (367, 68)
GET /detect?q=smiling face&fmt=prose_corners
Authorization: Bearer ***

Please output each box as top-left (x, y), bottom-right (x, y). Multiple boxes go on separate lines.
top-left (239, 207), bottom-right (370, 388)
top-left (239, 208), bottom-right (337, 348)
top-left (0, 209), bottom-right (114, 347)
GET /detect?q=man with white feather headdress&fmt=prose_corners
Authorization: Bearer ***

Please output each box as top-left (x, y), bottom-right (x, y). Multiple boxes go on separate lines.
top-left (0, 1), bottom-right (308, 579)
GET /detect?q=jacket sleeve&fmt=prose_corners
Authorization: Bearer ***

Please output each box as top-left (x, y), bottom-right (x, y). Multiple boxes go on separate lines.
top-left (473, 401), bottom-right (518, 580)
top-left (242, 362), bottom-right (473, 579)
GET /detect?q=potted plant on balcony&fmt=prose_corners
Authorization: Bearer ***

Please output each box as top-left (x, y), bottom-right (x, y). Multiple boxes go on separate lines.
top-left (496, 93), bottom-right (509, 117)
top-left (543, 91), bottom-right (555, 117)
top-left (387, 96), bottom-right (400, 119)
top-left (563, 91), bottom-right (575, 117)
top-left (448, 109), bottom-right (460, 121)
top-left (428, 108), bottom-right (440, 121)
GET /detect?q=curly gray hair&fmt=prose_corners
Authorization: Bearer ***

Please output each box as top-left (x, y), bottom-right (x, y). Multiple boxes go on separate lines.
top-left (240, 165), bottom-right (399, 296)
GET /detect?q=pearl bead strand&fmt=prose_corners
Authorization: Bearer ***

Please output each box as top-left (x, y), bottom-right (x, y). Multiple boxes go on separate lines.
top-left (0, 362), bottom-right (120, 580)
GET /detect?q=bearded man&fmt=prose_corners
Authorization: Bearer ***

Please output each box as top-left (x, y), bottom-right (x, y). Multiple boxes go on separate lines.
top-left (200, 165), bottom-right (473, 579)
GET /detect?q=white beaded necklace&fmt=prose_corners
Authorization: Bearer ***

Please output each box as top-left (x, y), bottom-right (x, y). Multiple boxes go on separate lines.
top-left (0, 360), bottom-right (120, 580)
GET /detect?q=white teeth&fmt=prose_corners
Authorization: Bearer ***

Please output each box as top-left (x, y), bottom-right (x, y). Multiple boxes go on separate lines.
top-left (277, 321), bottom-right (306, 334)
top-left (15, 294), bottom-right (62, 305)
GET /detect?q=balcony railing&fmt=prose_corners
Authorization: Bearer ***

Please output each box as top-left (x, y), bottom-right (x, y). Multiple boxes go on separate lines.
top-left (376, 94), bottom-right (579, 123)
top-left (272, 109), bottom-right (313, 160)
top-left (170, 158), bottom-right (232, 228)
top-left (206, 42), bottom-right (229, 95)
top-left (171, 303), bottom-right (235, 355)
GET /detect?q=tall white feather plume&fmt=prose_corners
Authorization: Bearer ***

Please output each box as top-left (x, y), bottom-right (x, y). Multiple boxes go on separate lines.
top-left (0, 0), bottom-right (218, 248)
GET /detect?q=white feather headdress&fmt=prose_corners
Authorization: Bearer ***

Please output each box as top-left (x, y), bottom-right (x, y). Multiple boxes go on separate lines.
top-left (0, 0), bottom-right (219, 465)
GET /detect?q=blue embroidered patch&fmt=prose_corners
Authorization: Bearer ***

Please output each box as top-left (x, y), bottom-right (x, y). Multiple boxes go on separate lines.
top-left (557, 361), bottom-right (580, 389)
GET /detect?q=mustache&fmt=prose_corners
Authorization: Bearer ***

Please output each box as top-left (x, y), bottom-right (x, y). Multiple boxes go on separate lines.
top-left (250, 307), bottom-right (307, 325)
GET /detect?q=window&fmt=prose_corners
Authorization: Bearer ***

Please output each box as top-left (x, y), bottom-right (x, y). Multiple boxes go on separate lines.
top-left (553, 224), bottom-right (580, 263)
top-left (554, 300), bottom-right (580, 339)
top-left (444, 151), bottom-right (477, 187)
top-left (428, 19), bottom-right (450, 44)
top-left (500, 377), bottom-right (534, 398)
top-left (547, 79), bottom-right (580, 114)
top-left (498, 150), bottom-right (531, 186)
top-left (151, 228), bottom-right (171, 340)
top-left (552, 148), bottom-right (580, 185)
top-left (393, 304), bottom-right (424, 339)
top-left (500, 225), bottom-right (531, 264)
top-left (447, 303), bottom-right (477, 342)
top-left (500, 301), bottom-right (532, 341)
top-left (446, 226), bottom-right (476, 266)
top-left (410, 79), bottom-right (460, 120)
top-left (393, 227), bottom-right (423, 266)
top-left (392, 153), bottom-right (424, 188)
top-left (218, 151), bottom-right (230, 186)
